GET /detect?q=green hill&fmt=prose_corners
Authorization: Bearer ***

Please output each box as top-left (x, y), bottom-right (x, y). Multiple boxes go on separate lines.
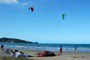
top-left (0, 37), bottom-right (38, 44)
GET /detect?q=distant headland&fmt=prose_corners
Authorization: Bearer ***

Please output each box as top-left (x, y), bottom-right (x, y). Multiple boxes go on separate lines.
top-left (0, 37), bottom-right (38, 44)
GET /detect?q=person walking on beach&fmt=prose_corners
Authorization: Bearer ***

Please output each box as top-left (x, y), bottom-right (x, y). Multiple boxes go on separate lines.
top-left (60, 45), bottom-right (62, 55)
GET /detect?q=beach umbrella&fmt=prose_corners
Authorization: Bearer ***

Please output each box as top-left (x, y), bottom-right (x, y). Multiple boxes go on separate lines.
top-left (28, 7), bottom-right (34, 12)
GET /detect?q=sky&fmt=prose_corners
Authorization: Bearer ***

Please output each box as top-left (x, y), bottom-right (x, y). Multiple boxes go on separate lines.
top-left (0, 0), bottom-right (90, 44)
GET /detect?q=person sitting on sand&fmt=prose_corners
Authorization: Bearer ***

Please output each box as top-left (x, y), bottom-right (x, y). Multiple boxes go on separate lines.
top-left (10, 49), bottom-right (15, 56)
top-left (18, 51), bottom-right (26, 58)
top-left (14, 50), bottom-right (33, 58)
top-left (4, 49), bottom-right (14, 56)
top-left (18, 51), bottom-right (33, 58)
top-left (15, 50), bottom-right (21, 58)
top-left (37, 50), bottom-right (56, 57)
top-left (5, 49), bottom-right (12, 55)
top-left (45, 51), bottom-right (56, 56)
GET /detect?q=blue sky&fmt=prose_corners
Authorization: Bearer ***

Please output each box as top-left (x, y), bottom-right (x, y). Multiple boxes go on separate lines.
top-left (0, 0), bottom-right (90, 44)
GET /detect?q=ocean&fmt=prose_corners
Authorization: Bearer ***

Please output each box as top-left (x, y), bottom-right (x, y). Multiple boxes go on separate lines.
top-left (0, 42), bottom-right (90, 52)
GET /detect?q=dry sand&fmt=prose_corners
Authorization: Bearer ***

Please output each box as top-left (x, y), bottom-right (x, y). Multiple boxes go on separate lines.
top-left (23, 50), bottom-right (90, 60)
top-left (27, 52), bottom-right (90, 60)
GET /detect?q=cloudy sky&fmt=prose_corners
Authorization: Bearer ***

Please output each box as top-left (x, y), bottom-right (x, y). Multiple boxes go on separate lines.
top-left (0, 0), bottom-right (90, 44)
top-left (0, 0), bottom-right (18, 3)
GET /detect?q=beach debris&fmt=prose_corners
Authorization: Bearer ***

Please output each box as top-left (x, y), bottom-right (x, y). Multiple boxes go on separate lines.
top-left (28, 7), bottom-right (34, 12)
top-left (62, 13), bottom-right (65, 20)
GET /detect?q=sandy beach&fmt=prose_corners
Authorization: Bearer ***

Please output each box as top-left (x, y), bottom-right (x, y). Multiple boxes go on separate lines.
top-left (27, 51), bottom-right (90, 60)
top-left (0, 49), bottom-right (90, 60)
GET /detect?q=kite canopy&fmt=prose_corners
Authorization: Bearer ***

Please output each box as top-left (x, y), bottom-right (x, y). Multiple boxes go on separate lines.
top-left (28, 7), bottom-right (34, 12)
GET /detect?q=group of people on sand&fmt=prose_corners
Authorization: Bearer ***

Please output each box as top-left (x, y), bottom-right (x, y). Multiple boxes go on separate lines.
top-left (37, 45), bottom-right (63, 57)
top-left (0, 44), bottom-right (65, 58)
top-left (0, 44), bottom-right (33, 58)
top-left (37, 50), bottom-right (56, 57)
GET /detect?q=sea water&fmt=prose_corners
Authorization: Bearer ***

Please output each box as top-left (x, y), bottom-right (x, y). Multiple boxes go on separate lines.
top-left (0, 42), bottom-right (90, 52)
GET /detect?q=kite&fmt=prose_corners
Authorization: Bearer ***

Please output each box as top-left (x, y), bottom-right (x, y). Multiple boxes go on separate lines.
top-left (62, 13), bottom-right (65, 20)
top-left (28, 7), bottom-right (34, 12)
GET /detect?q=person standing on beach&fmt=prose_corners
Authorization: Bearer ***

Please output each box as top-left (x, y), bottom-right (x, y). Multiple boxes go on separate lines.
top-left (1, 44), bottom-right (4, 50)
top-left (75, 46), bottom-right (77, 52)
top-left (60, 45), bottom-right (62, 55)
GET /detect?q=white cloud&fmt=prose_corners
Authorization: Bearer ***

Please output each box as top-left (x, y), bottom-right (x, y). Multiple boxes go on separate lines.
top-left (0, 0), bottom-right (28, 7)
top-left (0, 0), bottom-right (18, 4)
top-left (20, 3), bottom-right (28, 6)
